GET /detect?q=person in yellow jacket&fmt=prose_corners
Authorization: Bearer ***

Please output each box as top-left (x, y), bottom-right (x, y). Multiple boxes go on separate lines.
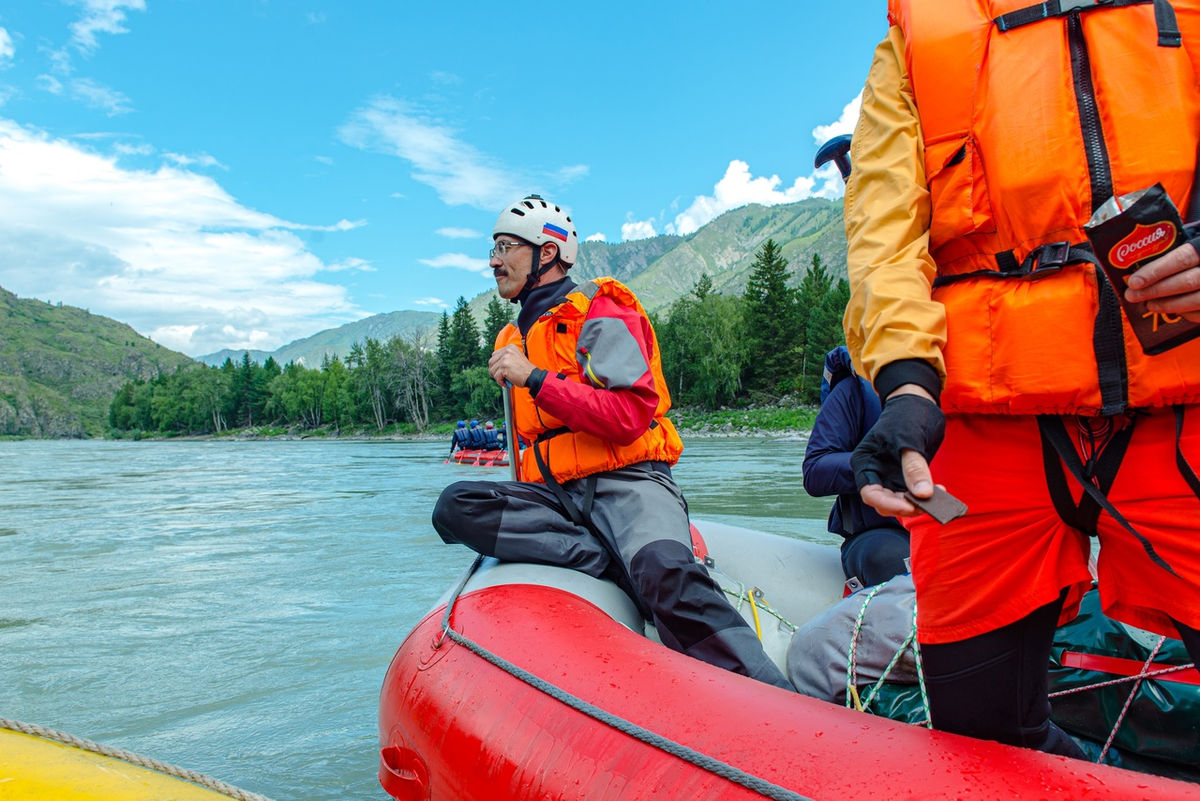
top-left (433, 194), bottom-right (790, 689)
top-left (845, 0), bottom-right (1200, 756)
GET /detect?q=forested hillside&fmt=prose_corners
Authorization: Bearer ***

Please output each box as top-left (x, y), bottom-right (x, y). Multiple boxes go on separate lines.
top-left (0, 288), bottom-right (195, 436)
top-left (109, 236), bottom-right (848, 437)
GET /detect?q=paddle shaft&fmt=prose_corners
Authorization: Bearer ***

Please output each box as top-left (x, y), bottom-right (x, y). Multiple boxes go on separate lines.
top-left (503, 382), bottom-right (519, 481)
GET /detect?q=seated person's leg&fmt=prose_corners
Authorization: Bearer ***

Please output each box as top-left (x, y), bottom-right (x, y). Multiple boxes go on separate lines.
top-left (587, 465), bottom-right (792, 689)
top-left (840, 526), bottom-right (911, 586)
top-left (432, 480), bottom-right (611, 577)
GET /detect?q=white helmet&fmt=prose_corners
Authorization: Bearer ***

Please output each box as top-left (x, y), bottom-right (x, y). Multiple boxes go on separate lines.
top-left (493, 194), bottom-right (578, 267)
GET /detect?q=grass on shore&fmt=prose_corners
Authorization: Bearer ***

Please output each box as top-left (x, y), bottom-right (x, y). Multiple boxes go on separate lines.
top-left (668, 405), bottom-right (817, 435)
top-left (102, 406), bottom-right (818, 441)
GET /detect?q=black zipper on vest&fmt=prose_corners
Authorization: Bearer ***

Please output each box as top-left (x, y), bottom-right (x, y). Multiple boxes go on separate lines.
top-left (1068, 12), bottom-right (1113, 212)
top-left (1067, 11), bottom-right (1129, 413)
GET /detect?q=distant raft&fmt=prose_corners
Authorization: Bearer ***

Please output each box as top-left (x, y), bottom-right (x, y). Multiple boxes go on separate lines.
top-left (449, 448), bottom-right (510, 468)
top-left (0, 720), bottom-right (271, 801)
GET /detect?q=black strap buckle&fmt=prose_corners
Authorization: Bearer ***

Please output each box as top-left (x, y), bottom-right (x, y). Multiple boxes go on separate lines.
top-left (1060, 0), bottom-right (1113, 11)
top-left (1028, 240), bottom-right (1072, 278)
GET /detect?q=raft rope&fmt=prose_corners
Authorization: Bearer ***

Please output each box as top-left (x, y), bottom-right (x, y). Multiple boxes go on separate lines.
top-left (843, 583), bottom-right (933, 727)
top-left (0, 717), bottom-right (274, 801)
top-left (722, 579), bottom-right (798, 636)
top-left (841, 586), bottom-right (1199, 761)
top-left (436, 556), bottom-right (815, 801)
top-left (1048, 635), bottom-right (1197, 763)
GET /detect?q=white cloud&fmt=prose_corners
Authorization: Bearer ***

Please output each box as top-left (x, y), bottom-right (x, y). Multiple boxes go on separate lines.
top-left (68, 77), bottom-right (132, 115)
top-left (326, 257), bottom-right (375, 273)
top-left (164, 151), bottom-right (225, 169)
top-left (69, 0), bottom-right (147, 54)
top-left (338, 96), bottom-right (586, 210)
top-left (37, 74), bottom-right (64, 94)
top-left (418, 252), bottom-right (490, 276)
top-left (813, 93), bottom-right (862, 144)
top-left (436, 226), bottom-right (481, 239)
top-left (0, 119), bottom-right (368, 356)
top-left (413, 297), bottom-right (447, 307)
top-left (114, 141), bottom-right (153, 156)
top-left (621, 220), bottom-right (658, 241)
top-left (585, 232), bottom-right (606, 242)
top-left (643, 97), bottom-right (860, 240)
top-left (0, 28), bottom-right (14, 64)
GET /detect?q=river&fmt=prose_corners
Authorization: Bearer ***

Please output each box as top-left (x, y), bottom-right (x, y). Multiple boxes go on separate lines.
top-left (0, 437), bottom-right (835, 800)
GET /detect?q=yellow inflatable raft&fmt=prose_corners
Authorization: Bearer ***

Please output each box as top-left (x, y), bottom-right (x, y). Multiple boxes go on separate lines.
top-left (0, 721), bottom-right (269, 801)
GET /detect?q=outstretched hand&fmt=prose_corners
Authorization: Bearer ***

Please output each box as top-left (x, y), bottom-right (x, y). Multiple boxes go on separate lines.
top-left (1126, 240), bottom-right (1200, 321)
top-left (852, 386), bottom-right (944, 517)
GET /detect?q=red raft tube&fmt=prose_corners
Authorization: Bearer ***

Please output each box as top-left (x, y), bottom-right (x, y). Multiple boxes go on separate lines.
top-left (447, 448), bottom-right (510, 468)
top-left (378, 520), bottom-right (1200, 800)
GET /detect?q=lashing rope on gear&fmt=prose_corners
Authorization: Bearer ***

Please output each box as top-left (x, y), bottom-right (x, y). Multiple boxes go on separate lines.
top-left (0, 717), bottom-right (275, 801)
top-left (842, 584), bottom-right (1198, 761)
top-left (1048, 634), bottom-right (1197, 763)
top-left (436, 555), bottom-right (815, 801)
top-left (843, 583), bottom-right (932, 727)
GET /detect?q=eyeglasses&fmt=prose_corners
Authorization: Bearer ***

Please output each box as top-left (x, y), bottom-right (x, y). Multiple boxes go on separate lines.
top-left (489, 240), bottom-right (527, 259)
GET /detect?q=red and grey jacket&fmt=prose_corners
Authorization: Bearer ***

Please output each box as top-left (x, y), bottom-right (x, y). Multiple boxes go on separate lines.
top-left (496, 277), bottom-right (683, 484)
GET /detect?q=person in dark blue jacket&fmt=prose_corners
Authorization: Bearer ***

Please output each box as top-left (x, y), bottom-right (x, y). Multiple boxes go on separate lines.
top-left (466, 420), bottom-right (486, 449)
top-left (449, 420), bottom-right (470, 455)
top-left (803, 346), bottom-right (910, 589)
top-left (482, 421), bottom-right (501, 450)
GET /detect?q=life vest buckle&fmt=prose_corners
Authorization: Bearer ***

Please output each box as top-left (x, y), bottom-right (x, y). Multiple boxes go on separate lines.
top-left (1060, 0), bottom-right (1113, 12)
top-left (1028, 240), bottom-right (1072, 278)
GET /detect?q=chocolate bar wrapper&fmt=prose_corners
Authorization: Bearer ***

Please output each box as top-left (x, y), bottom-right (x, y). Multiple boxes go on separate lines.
top-left (1083, 183), bottom-right (1200, 355)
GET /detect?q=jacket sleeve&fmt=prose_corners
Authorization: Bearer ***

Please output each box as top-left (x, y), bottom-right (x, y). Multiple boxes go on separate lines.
top-left (802, 380), bottom-right (863, 497)
top-left (531, 294), bottom-right (659, 446)
top-left (843, 24), bottom-right (947, 396)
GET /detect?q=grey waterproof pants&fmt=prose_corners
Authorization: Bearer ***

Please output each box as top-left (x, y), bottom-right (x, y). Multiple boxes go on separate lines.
top-left (432, 462), bottom-right (791, 689)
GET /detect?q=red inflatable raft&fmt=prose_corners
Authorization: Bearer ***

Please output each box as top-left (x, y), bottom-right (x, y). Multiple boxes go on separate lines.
top-left (377, 520), bottom-right (1200, 800)
top-left (448, 448), bottom-right (509, 468)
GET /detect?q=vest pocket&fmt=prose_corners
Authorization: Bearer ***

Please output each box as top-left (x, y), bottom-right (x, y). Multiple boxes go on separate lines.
top-left (925, 133), bottom-right (996, 243)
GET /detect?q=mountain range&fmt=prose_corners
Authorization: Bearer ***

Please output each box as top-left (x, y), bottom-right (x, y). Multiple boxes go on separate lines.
top-left (2, 197), bottom-right (847, 437)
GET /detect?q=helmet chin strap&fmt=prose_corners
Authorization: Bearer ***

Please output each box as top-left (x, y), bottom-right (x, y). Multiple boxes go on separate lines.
top-left (514, 245), bottom-right (554, 305)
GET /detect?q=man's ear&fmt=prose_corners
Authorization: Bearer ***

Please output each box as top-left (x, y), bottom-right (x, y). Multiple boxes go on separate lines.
top-left (540, 241), bottom-right (559, 266)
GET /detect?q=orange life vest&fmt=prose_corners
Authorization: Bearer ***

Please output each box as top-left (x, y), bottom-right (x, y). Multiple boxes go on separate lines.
top-left (889, 0), bottom-right (1200, 414)
top-left (495, 277), bottom-right (683, 484)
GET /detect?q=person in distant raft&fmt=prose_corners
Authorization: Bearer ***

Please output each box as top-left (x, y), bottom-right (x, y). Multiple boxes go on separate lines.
top-left (844, 0), bottom-right (1200, 757)
top-left (433, 194), bottom-right (790, 689)
top-left (449, 420), bottom-right (469, 455)
top-left (803, 346), bottom-right (909, 589)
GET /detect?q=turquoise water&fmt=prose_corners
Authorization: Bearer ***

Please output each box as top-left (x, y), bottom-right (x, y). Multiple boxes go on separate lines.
top-left (0, 437), bottom-right (833, 800)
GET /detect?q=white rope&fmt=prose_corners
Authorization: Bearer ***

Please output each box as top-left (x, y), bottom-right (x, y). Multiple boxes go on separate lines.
top-left (0, 717), bottom-right (274, 801)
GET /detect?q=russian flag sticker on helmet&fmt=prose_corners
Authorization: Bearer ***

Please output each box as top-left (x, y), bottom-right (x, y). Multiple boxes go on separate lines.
top-left (542, 222), bottom-right (569, 242)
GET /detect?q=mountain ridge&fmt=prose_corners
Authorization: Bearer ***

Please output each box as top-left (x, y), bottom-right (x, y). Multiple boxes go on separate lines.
top-left (2, 197), bottom-right (848, 437)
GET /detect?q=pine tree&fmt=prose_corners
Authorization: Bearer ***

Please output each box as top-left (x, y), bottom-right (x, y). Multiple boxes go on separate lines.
top-left (795, 254), bottom-right (835, 398)
top-left (483, 295), bottom-right (514, 348)
top-left (741, 239), bottom-right (801, 396)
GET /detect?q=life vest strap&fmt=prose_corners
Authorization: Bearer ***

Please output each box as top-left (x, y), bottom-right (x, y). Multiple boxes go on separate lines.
top-left (995, 0), bottom-right (1180, 48)
top-left (932, 241), bottom-right (1097, 287)
top-left (1037, 414), bottom-right (1178, 575)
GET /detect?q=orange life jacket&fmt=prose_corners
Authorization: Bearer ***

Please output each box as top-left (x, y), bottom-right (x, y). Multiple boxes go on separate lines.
top-left (495, 277), bottom-right (683, 484)
top-left (889, 0), bottom-right (1200, 414)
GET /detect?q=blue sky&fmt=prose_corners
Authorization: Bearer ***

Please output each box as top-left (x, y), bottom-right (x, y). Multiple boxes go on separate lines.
top-left (0, 1), bottom-right (887, 357)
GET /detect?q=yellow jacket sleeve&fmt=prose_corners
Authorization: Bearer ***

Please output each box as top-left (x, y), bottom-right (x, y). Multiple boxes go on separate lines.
top-left (842, 24), bottom-right (947, 395)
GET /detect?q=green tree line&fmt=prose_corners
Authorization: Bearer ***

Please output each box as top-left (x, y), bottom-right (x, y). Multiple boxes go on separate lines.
top-left (109, 240), bottom-right (846, 435)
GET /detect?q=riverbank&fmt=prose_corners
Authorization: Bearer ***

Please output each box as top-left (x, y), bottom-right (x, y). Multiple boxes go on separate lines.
top-left (89, 405), bottom-right (820, 442)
